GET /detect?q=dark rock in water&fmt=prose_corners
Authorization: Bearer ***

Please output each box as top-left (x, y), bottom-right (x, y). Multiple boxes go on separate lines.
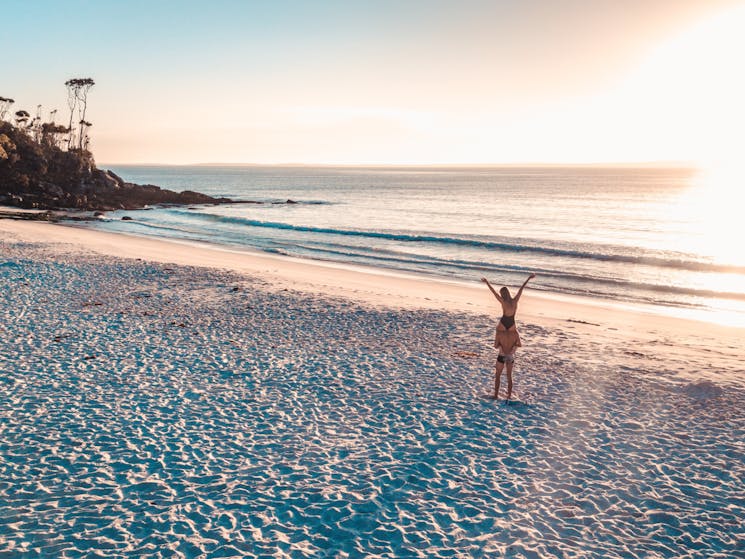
top-left (121, 216), bottom-right (133, 221)
top-left (93, 211), bottom-right (106, 217)
top-left (0, 208), bottom-right (57, 221)
top-left (286, 199), bottom-right (298, 204)
top-left (0, 121), bottom-right (237, 211)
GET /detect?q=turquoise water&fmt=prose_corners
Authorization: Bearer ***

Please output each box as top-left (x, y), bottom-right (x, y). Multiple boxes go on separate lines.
top-left (89, 165), bottom-right (745, 317)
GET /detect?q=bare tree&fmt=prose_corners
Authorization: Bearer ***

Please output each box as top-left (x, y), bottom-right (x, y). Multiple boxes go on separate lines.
top-left (14, 110), bottom-right (30, 129)
top-left (76, 79), bottom-right (94, 124)
top-left (0, 97), bottom-right (14, 121)
top-left (64, 77), bottom-right (95, 150)
top-left (41, 122), bottom-right (69, 148)
top-left (79, 120), bottom-right (93, 151)
top-left (65, 79), bottom-right (81, 149)
top-left (31, 104), bottom-right (43, 142)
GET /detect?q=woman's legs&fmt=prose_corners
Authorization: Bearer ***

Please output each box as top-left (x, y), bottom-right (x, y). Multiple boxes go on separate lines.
top-left (494, 324), bottom-right (519, 400)
top-left (493, 360), bottom-right (505, 399)
top-left (505, 362), bottom-right (514, 401)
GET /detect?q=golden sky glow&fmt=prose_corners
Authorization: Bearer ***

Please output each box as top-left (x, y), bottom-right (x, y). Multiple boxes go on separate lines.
top-left (5, 1), bottom-right (744, 165)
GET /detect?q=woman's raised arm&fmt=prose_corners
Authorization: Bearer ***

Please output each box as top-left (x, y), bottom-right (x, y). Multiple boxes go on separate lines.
top-left (481, 277), bottom-right (503, 302)
top-left (513, 273), bottom-right (536, 302)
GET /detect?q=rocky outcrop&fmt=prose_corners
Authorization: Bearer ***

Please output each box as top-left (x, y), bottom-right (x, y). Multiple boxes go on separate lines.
top-left (0, 122), bottom-right (234, 210)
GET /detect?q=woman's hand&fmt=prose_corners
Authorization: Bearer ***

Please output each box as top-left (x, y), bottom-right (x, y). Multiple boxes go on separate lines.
top-left (528, 273), bottom-right (536, 280)
top-left (481, 277), bottom-right (488, 283)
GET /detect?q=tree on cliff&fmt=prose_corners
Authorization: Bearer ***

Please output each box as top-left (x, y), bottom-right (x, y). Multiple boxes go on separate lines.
top-left (30, 104), bottom-right (43, 143)
top-left (79, 120), bottom-right (92, 150)
top-left (1, 78), bottom-right (234, 211)
top-left (64, 77), bottom-right (95, 150)
top-left (14, 110), bottom-right (30, 128)
top-left (0, 97), bottom-right (14, 121)
top-left (41, 122), bottom-right (69, 149)
top-left (64, 80), bottom-right (78, 148)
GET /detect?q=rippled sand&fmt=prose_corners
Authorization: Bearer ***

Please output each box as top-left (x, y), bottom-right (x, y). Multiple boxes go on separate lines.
top-left (1, 238), bottom-right (743, 558)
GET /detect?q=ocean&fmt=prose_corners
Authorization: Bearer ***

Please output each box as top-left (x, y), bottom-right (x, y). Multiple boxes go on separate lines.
top-left (88, 165), bottom-right (745, 321)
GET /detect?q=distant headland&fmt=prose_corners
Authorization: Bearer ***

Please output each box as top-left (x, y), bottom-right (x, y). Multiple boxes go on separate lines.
top-left (0, 79), bottom-right (234, 213)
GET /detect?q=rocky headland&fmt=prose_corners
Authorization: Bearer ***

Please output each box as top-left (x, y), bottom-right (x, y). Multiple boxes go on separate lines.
top-left (0, 121), bottom-right (234, 212)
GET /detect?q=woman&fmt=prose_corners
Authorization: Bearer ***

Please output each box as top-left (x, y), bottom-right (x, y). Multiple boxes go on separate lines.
top-left (481, 273), bottom-right (536, 401)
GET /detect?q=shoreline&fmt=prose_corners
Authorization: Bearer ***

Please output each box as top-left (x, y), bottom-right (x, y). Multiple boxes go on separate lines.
top-left (5, 198), bottom-right (740, 331)
top-left (2, 217), bottom-right (744, 380)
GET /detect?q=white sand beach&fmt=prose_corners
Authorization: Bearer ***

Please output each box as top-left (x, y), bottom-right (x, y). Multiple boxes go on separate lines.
top-left (1, 218), bottom-right (744, 558)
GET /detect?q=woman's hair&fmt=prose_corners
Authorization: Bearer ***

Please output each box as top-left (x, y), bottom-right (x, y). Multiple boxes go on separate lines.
top-left (500, 286), bottom-right (512, 303)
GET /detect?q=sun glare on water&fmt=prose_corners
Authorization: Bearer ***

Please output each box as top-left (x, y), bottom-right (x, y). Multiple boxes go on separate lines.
top-left (634, 1), bottom-right (745, 325)
top-left (656, 161), bottom-right (745, 328)
top-left (638, 4), bottom-right (745, 273)
top-left (670, 165), bottom-right (745, 267)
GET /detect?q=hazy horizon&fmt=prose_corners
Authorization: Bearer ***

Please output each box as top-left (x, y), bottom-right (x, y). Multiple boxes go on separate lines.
top-left (102, 160), bottom-right (697, 168)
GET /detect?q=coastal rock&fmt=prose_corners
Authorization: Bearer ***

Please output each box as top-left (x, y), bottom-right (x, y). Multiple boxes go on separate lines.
top-left (0, 121), bottom-right (235, 211)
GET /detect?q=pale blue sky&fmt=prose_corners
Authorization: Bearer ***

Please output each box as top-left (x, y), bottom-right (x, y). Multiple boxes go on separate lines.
top-left (3, 0), bottom-right (743, 164)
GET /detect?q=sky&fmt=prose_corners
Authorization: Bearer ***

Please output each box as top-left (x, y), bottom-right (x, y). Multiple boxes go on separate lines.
top-left (2, 0), bottom-right (744, 165)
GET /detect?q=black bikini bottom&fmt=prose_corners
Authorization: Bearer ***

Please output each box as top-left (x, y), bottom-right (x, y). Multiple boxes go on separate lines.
top-left (500, 315), bottom-right (515, 329)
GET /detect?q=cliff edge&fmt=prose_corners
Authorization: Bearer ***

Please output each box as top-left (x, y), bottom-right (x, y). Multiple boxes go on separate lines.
top-left (0, 122), bottom-right (232, 210)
